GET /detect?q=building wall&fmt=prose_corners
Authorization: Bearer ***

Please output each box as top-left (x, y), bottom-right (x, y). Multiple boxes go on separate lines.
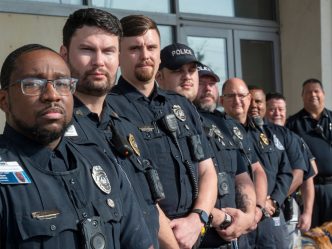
top-left (279, 0), bottom-right (322, 116)
top-left (0, 13), bottom-right (66, 132)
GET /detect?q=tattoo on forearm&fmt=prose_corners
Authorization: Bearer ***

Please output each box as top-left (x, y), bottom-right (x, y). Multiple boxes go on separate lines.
top-left (235, 183), bottom-right (253, 212)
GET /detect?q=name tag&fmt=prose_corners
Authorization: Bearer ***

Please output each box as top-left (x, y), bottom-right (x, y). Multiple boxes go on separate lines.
top-left (64, 124), bottom-right (78, 137)
top-left (0, 161), bottom-right (31, 184)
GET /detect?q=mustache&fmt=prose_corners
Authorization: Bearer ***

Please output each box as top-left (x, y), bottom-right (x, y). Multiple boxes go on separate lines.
top-left (37, 103), bottom-right (65, 116)
top-left (84, 68), bottom-right (110, 77)
top-left (201, 93), bottom-right (216, 99)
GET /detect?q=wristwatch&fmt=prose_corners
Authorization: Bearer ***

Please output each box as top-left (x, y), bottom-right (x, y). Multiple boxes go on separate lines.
top-left (219, 212), bottom-right (232, 229)
top-left (256, 204), bottom-right (270, 220)
top-left (192, 209), bottom-right (209, 225)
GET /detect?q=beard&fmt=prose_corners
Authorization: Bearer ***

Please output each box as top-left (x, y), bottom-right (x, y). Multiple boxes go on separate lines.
top-left (9, 103), bottom-right (70, 146)
top-left (70, 64), bottom-right (116, 97)
top-left (134, 66), bottom-right (155, 82)
top-left (194, 93), bottom-right (217, 112)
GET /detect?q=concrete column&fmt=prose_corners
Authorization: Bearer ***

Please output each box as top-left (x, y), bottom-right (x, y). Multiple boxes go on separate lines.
top-left (279, 0), bottom-right (322, 115)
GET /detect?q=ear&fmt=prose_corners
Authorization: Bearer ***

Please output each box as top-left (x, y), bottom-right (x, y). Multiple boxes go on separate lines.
top-left (60, 45), bottom-right (68, 62)
top-left (155, 70), bottom-right (162, 83)
top-left (0, 90), bottom-right (9, 114)
top-left (220, 96), bottom-right (224, 107)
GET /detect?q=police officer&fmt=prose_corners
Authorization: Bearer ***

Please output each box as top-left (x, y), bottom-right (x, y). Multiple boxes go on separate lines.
top-left (108, 16), bottom-right (218, 249)
top-left (248, 86), bottom-right (314, 248)
top-left (59, 8), bottom-right (173, 248)
top-left (286, 78), bottom-right (331, 228)
top-left (221, 78), bottom-right (293, 249)
top-left (0, 44), bottom-right (152, 249)
top-left (157, 55), bottom-right (256, 249)
top-left (265, 92), bottom-right (316, 248)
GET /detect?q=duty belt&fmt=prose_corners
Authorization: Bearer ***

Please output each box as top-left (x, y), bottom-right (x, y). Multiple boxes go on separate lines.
top-left (314, 175), bottom-right (332, 185)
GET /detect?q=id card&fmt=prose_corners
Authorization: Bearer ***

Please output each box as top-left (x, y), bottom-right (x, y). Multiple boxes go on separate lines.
top-left (0, 161), bottom-right (31, 184)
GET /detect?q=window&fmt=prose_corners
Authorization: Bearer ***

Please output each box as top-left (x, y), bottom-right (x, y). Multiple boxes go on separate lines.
top-left (92, 0), bottom-right (171, 13)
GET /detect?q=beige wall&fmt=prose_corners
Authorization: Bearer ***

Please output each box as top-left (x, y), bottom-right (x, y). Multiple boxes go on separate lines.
top-left (0, 13), bottom-right (66, 133)
top-left (279, 0), bottom-right (322, 116)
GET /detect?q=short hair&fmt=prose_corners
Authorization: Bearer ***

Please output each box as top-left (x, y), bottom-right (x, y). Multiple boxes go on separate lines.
top-left (120, 15), bottom-right (160, 38)
top-left (62, 8), bottom-right (122, 48)
top-left (0, 44), bottom-right (56, 89)
top-left (302, 78), bottom-right (323, 94)
top-left (248, 85), bottom-right (264, 91)
top-left (266, 92), bottom-right (286, 102)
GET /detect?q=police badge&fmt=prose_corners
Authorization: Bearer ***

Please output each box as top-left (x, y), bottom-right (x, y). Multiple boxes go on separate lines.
top-left (273, 134), bottom-right (285, 150)
top-left (172, 105), bottom-right (186, 121)
top-left (260, 133), bottom-right (269, 145)
top-left (128, 133), bottom-right (141, 156)
top-left (233, 127), bottom-right (243, 140)
top-left (92, 166), bottom-right (111, 194)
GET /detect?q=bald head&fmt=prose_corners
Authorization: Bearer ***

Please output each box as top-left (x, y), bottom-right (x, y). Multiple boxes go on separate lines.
top-left (221, 78), bottom-right (251, 124)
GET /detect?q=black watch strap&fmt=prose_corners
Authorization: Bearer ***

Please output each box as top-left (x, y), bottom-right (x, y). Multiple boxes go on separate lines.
top-left (219, 212), bottom-right (232, 229)
top-left (192, 208), bottom-right (209, 225)
top-left (256, 204), bottom-right (270, 220)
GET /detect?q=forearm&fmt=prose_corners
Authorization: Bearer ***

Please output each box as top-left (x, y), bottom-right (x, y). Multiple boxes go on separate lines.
top-left (288, 169), bottom-right (303, 196)
top-left (193, 158), bottom-right (217, 214)
top-left (235, 173), bottom-right (256, 216)
top-left (157, 205), bottom-right (179, 249)
top-left (301, 177), bottom-right (315, 215)
top-left (252, 162), bottom-right (267, 207)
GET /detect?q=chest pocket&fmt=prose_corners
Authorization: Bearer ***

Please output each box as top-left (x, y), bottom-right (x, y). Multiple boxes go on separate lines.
top-left (16, 207), bottom-right (78, 241)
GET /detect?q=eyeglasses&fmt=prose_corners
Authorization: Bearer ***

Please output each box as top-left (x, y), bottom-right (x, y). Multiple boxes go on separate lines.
top-left (222, 93), bottom-right (249, 100)
top-left (8, 77), bottom-right (78, 96)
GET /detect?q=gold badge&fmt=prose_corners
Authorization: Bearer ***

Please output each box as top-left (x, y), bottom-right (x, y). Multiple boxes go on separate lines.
top-left (172, 105), bottom-right (186, 121)
top-left (233, 127), bottom-right (243, 140)
top-left (92, 166), bottom-right (111, 194)
top-left (260, 133), bottom-right (269, 145)
top-left (128, 133), bottom-right (140, 156)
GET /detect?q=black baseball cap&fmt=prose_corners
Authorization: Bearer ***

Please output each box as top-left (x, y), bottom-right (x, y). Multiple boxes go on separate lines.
top-left (159, 43), bottom-right (199, 70)
top-left (197, 63), bottom-right (220, 82)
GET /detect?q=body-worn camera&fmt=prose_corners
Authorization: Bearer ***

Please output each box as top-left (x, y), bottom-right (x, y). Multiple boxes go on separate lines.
top-left (218, 172), bottom-right (230, 197)
top-left (145, 168), bottom-right (165, 202)
top-left (80, 216), bottom-right (106, 249)
top-left (188, 135), bottom-right (205, 161)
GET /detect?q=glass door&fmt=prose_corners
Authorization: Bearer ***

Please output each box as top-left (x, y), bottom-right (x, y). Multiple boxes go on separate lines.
top-left (178, 26), bottom-right (234, 94)
top-left (234, 30), bottom-right (282, 93)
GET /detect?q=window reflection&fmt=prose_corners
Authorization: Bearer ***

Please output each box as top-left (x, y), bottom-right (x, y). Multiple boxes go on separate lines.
top-left (179, 0), bottom-right (275, 20)
top-left (15, 0), bottom-right (81, 3)
top-left (92, 0), bottom-right (170, 13)
top-left (187, 36), bottom-right (228, 89)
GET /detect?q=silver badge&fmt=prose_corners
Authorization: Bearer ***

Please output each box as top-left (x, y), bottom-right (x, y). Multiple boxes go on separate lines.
top-left (92, 166), bottom-right (111, 194)
top-left (172, 105), bottom-right (186, 121)
top-left (233, 127), bottom-right (243, 140)
top-left (273, 134), bottom-right (285, 150)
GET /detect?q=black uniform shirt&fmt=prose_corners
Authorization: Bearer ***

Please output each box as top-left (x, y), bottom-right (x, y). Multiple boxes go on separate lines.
top-left (287, 108), bottom-right (332, 176)
top-left (70, 97), bottom-right (159, 248)
top-left (0, 124), bottom-right (152, 249)
top-left (266, 124), bottom-right (306, 172)
top-left (108, 77), bottom-right (211, 218)
top-left (199, 110), bottom-right (247, 208)
top-left (199, 110), bottom-right (248, 247)
top-left (245, 117), bottom-right (293, 205)
top-left (299, 138), bottom-right (316, 180)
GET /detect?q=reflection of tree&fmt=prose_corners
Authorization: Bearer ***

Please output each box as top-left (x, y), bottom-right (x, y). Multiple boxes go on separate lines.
top-left (194, 40), bottom-right (207, 62)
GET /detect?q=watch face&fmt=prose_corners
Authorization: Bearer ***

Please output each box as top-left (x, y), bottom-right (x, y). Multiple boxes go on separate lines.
top-left (192, 209), bottom-right (209, 225)
top-left (201, 211), bottom-right (209, 224)
top-left (219, 213), bottom-right (232, 229)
